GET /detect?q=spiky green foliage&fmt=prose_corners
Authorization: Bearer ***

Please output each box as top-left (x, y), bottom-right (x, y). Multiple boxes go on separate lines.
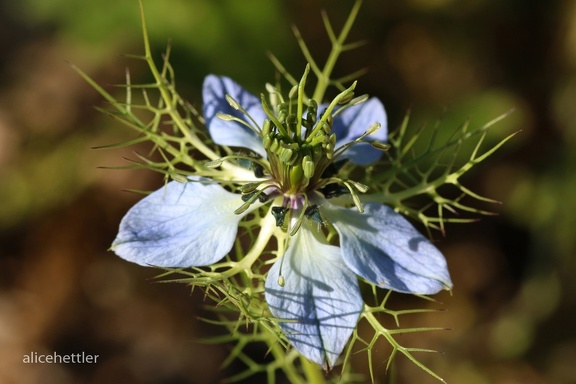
top-left (74, 0), bottom-right (514, 382)
top-left (361, 110), bottom-right (518, 236)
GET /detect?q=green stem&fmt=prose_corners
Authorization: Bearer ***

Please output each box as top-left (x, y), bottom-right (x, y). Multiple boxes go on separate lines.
top-left (301, 356), bottom-right (326, 384)
top-left (312, 0), bottom-right (363, 102)
top-left (362, 129), bottom-right (519, 205)
top-left (138, 0), bottom-right (220, 162)
top-left (236, 212), bottom-right (277, 274)
top-left (268, 340), bottom-right (305, 384)
top-left (362, 310), bottom-right (446, 383)
top-left (206, 211), bottom-right (277, 280)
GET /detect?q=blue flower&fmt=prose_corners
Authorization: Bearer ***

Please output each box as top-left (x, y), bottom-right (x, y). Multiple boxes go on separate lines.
top-left (112, 74), bottom-right (452, 370)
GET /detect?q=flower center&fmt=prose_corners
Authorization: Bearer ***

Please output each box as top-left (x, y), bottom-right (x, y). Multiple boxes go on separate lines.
top-left (220, 66), bottom-right (384, 232)
top-left (262, 99), bottom-right (335, 196)
top-left (257, 65), bottom-right (364, 204)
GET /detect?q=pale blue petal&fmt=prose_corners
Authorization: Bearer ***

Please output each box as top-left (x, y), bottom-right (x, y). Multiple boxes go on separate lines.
top-left (112, 179), bottom-right (248, 267)
top-left (265, 220), bottom-right (362, 370)
top-left (202, 75), bottom-right (267, 158)
top-left (332, 97), bottom-right (388, 165)
top-left (323, 203), bottom-right (452, 294)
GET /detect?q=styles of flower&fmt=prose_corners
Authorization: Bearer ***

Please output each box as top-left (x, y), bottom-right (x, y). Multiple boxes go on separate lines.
top-left (111, 68), bottom-right (453, 370)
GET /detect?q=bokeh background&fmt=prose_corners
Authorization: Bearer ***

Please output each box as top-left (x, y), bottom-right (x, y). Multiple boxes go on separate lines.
top-left (1, 0), bottom-right (575, 383)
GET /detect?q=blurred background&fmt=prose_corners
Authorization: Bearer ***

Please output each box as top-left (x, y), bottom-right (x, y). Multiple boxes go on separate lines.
top-left (1, 0), bottom-right (575, 383)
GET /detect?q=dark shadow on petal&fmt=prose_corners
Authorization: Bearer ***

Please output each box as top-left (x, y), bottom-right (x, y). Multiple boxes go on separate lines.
top-left (266, 287), bottom-right (360, 323)
top-left (265, 285), bottom-right (362, 363)
top-left (408, 236), bottom-right (428, 252)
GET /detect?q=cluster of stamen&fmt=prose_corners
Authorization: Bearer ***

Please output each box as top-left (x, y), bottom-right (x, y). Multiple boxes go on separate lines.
top-left (211, 65), bottom-right (387, 234)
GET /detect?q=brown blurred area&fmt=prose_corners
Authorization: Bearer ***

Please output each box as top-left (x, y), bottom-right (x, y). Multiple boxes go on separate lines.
top-left (1, 0), bottom-right (576, 383)
top-left (0, 3), bottom-right (227, 383)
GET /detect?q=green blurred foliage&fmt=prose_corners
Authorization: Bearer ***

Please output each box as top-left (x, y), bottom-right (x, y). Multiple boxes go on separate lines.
top-left (1, 0), bottom-right (575, 383)
top-left (14, 0), bottom-right (293, 82)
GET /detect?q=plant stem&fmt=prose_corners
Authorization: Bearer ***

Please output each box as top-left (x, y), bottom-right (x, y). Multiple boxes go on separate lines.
top-left (300, 356), bottom-right (327, 384)
top-left (312, 0), bottom-right (363, 102)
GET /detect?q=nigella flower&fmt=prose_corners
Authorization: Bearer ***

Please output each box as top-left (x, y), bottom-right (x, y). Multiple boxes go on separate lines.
top-left (112, 70), bottom-right (452, 370)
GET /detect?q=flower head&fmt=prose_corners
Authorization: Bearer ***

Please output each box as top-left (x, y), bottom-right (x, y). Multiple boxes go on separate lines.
top-left (112, 73), bottom-right (452, 369)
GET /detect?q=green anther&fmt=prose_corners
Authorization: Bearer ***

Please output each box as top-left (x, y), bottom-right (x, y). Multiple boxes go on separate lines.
top-left (309, 130), bottom-right (327, 146)
top-left (270, 137), bottom-right (279, 153)
top-left (286, 114), bottom-right (298, 135)
top-left (277, 103), bottom-right (288, 123)
top-left (365, 122), bottom-right (381, 135)
top-left (170, 173), bottom-right (188, 183)
top-left (289, 164), bottom-right (305, 190)
top-left (215, 111), bottom-right (262, 136)
top-left (279, 147), bottom-right (294, 163)
top-left (234, 199), bottom-right (255, 215)
top-left (302, 155), bottom-right (315, 178)
top-left (225, 94), bottom-right (241, 110)
top-left (343, 180), bottom-right (368, 213)
top-left (216, 112), bottom-right (235, 121)
top-left (262, 135), bottom-right (271, 149)
top-left (289, 216), bottom-right (303, 236)
top-left (323, 134), bottom-right (336, 158)
top-left (349, 94), bottom-right (369, 106)
top-left (262, 119), bottom-right (271, 137)
top-left (371, 141), bottom-right (391, 151)
top-left (348, 180), bottom-right (369, 193)
top-left (261, 94), bottom-right (287, 137)
top-left (352, 191), bottom-right (364, 213)
top-left (305, 100), bottom-right (318, 128)
top-left (240, 182), bottom-right (260, 194)
top-left (313, 120), bottom-right (330, 138)
top-left (235, 188), bottom-right (266, 215)
top-left (327, 133), bottom-right (336, 147)
top-left (241, 189), bottom-right (260, 202)
top-left (312, 81), bottom-right (357, 139)
top-left (325, 115), bottom-right (334, 132)
top-left (290, 207), bottom-right (307, 236)
top-left (344, 181), bottom-right (364, 213)
top-left (205, 158), bottom-right (224, 168)
top-left (289, 152), bottom-right (300, 166)
top-left (287, 141), bottom-right (300, 151)
top-left (317, 122), bottom-right (328, 136)
top-left (338, 90), bottom-right (355, 105)
top-left (308, 99), bottom-right (318, 114)
top-left (330, 132), bottom-right (337, 143)
top-left (278, 275), bottom-right (285, 287)
top-left (240, 188), bottom-right (268, 203)
top-left (265, 83), bottom-right (276, 94)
